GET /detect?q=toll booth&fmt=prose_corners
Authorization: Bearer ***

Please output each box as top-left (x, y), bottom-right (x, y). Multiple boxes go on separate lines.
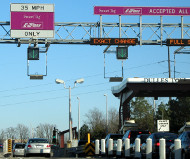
top-left (59, 127), bottom-right (77, 148)
top-left (111, 78), bottom-right (190, 131)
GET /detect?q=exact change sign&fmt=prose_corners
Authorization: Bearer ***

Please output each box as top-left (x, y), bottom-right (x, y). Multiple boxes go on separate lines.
top-left (10, 3), bottom-right (54, 38)
top-left (157, 120), bottom-right (170, 132)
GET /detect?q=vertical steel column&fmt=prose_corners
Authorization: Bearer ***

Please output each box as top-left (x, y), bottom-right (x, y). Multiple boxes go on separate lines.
top-left (139, 16), bottom-right (142, 46)
top-left (168, 47), bottom-right (171, 78)
top-left (119, 15), bottom-right (121, 38)
top-left (174, 53), bottom-right (176, 78)
top-left (160, 16), bottom-right (163, 46)
top-left (181, 16), bottom-right (184, 39)
top-left (100, 15), bottom-right (102, 38)
top-left (69, 86), bottom-right (73, 142)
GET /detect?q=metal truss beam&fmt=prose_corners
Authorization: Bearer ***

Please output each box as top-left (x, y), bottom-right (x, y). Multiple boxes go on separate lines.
top-left (0, 20), bottom-right (190, 45)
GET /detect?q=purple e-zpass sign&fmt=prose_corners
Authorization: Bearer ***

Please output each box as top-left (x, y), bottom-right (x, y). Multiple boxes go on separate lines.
top-left (94, 6), bottom-right (190, 16)
top-left (11, 3), bottom-right (54, 38)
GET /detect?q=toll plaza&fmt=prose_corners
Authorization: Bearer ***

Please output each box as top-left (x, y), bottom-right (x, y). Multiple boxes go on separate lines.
top-left (111, 78), bottom-right (190, 130)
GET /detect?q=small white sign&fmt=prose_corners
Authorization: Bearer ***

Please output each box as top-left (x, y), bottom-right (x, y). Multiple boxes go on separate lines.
top-left (11, 30), bottom-right (54, 38)
top-left (11, 3), bottom-right (54, 12)
top-left (157, 120), bottom-right (170, 132)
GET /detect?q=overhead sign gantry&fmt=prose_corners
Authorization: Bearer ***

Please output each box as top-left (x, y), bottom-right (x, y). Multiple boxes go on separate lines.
top-left (0, 4), bottom-right (189, 79)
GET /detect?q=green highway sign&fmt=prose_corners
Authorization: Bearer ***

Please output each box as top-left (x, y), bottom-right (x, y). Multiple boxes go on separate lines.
top-left (116, 47), bottom-right (128, 60)
top-left (27, 47), bottom-right (39, 60)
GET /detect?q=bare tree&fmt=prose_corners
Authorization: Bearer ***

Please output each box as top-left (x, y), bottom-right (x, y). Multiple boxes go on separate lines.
top-left (85, 107), bottom-right (120, 139)
top-left (108, 107), bottom-right (119, 133)
top-left (35, 123), bottom-right (56, 143)
top-left (85, 107), bottom-right (106, 139)
top-left (35, 124), bottom-right (45, 138)
top-left (43, 124), bottom-right (55, 142)
top-left (16, 124), bottom-right (29, 143)
top-left (6, 127), bottom-right (17, 139)
top-left (0, 129), bottom-right (6, 140)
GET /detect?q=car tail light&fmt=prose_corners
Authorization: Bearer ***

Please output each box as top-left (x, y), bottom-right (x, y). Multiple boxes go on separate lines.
top-left (128, 132), bottom-right (131, 139)
top-left (139, 132), bottom-right (142, 134)
top-left (47, 145), bottom-right (51, 148)
top-left (28, 145), bottom-right (32, 148)
top-left (155, 142), bottom-right (160, 146)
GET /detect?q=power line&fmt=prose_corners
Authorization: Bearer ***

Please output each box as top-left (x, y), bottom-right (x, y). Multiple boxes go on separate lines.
top-left (0, 88), bottom-right (110, 108)
top-left (0, 82), bottom-right (109, 98)
top-left (0, 60), bottom-right (169, 93)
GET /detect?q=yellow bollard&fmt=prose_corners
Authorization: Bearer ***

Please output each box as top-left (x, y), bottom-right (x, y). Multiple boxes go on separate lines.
top-left (88, 133), bottom-right (90, 143)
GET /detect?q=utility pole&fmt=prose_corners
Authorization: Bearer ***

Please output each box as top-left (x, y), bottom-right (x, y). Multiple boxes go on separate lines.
top-left (168, 46), bottom-right (171, 78)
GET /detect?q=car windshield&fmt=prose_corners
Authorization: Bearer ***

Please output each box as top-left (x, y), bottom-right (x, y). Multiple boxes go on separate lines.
top-left (15, 144), bottom-right (25, 148)
top-left (110, 135), bottom-right (123, 140)
top-left (155, 133), bottom-right (178, 140)
top-left (29, 139), bottom-right (48, 143)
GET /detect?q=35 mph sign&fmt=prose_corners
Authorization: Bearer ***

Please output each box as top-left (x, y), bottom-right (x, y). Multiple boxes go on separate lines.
top-left (10, 3), bottom-right (54, 38)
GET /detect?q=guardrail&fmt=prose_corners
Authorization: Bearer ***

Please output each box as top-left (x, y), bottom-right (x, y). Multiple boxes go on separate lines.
top-left (65, 138), bottom-right (183, 159)
top-left (93, 138), bottom-right (183, 159)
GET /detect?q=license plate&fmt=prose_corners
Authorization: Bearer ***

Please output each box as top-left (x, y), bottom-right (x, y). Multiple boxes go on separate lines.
top-left (37, 145), bottom-right (43, 148)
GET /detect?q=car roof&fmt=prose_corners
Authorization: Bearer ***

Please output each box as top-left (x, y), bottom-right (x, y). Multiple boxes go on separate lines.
top-left (152, 132), bottom-right (176, 135)
top-left (14, 143), bottom-right (25, 145)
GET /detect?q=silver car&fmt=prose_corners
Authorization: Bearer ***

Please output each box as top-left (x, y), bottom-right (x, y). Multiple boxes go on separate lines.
top-left (24, 138), bottom-right (51, 157)
top-left (13, 143), bottom-right (25, 157)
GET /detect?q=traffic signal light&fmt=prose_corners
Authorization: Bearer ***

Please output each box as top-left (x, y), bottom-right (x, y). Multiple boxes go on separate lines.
top-left (116, 47), bottom-right (128, 60)
top-left (27, 47), bottom-right (39, 60)
top-left (8, 139), bottom-right (12, 153)
top-left (52, 128), bottom-right (56, 144)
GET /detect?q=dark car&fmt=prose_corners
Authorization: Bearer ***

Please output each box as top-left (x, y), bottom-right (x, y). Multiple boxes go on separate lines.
top-left (148, 132), bottom-right (178, 158)
top-left (169, 131), bottom-right (190, 159)
top-left (122, 130), bottom-right (151, 145)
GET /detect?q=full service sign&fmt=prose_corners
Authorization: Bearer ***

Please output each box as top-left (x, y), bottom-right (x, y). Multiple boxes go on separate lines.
top-left (10, 3), bottom-right (54, 38)
top-left (167, 39), bottom-right (190, 46)
top-left (94, 6), bottom-right (190, 16)
top-left (90, 38), bottom-right (138, 45)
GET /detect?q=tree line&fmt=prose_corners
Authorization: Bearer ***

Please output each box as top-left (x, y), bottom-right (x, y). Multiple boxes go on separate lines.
top-left (1, 97), bottom-right (189, 143)
top-left (79, 97), bottom-right (190, 140)
top-left (0, 123), bottom-right (55, 143)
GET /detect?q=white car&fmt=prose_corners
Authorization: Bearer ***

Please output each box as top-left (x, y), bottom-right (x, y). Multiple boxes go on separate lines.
top-left (24, 138), bottom-right (51, 157)
top-left (13, 143), bottom-right (25, 157)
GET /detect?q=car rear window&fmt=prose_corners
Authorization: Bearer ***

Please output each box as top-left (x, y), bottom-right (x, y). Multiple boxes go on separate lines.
top-left (29, 139), bottom-right (49, 143)
top-left (130, 131), bottom-right (150, 143)
top-left (15, 144), bottom-right (25, 148)
top-left (187, 132), bottom-right (190, 138)
top-left (155, 133), bottom-right (178, 140)
top-left (139, 134), bottom-right (150, 143)
top-left (110, 135), bottom-right (123, 140)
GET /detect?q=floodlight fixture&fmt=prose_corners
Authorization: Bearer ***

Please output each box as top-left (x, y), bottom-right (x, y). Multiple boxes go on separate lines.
top-left (75, 78), bottom-right (84, 84)
top-left (55, 79), bottom-right (65, 84)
